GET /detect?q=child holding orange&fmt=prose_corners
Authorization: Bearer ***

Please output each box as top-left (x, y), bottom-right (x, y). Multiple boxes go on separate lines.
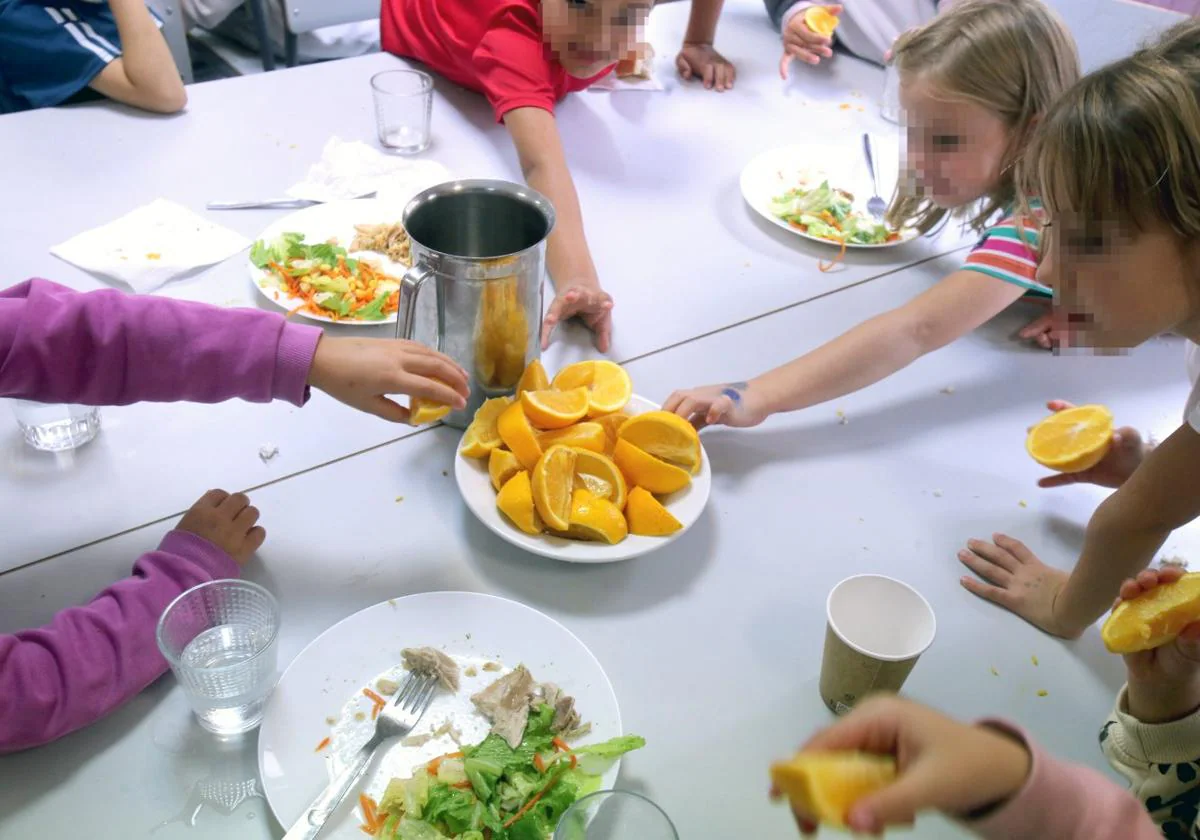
top-left (667, 0), bottom-right (1076, 430)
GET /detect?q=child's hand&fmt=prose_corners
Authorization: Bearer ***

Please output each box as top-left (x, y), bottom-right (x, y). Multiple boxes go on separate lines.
top-left (177, 490), bottom-right (265, 566)
top-left (958, 534), bottom-right (1079, 638)
top-left (541, 285), bottom-right (614, 352)
top-left (1117, 566), bottom-right (1200, 723)
top-left (1035, 400), bottom-right (1146, 489)
top-left (676, 42), bottom-right (736, 91)
top-left (664, 382), bottom-right (770, 430)
top-left (308, 337), bottom-right (469, 424)
top-left (775, 696), bottom-right (1031, 835)
top-left (1017, 312), bottom-right (1061, 350)
top-left (779, 4), bottom-right (840, 79)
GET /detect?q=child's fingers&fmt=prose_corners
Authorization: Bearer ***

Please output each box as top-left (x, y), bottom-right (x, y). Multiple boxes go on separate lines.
top-left (779, 53), bottom-right (792, 80)
top-left (1037, 472), bottom-right (1081, 489)
top-left (217, 492), bottom-right (252, 518)
top-left (371, 395), bottom-right (411, 424)
top-left (992, 534), bottom-right (1037, 565)
top-left (197, 488), bottom-right (230, 509)
top-left (957, 548), bottom-right (1012, 587)
top-left (1158, 564), bottom-right (1187, 583)
top-left (676, 54), bottom-right (693, 80)
top-left (593, 313), bottom-right (613, 353)
top-left (405, 377), bottom-right (469, 410)
top-left (1118, 577), bottom-right (1148, 602)
top-left (959, 574), bottom-right (1016, 609)
top-left (244, 525), bottom-right (267, 555)
top-left (703, 63), bottom-right (715, 89)
top-left (1046, 399), bottom-right (1075, 412)
top-left (662, 391), bottom-right (685, 414)
top-left (1135, 568), bottom-right (1164, 591)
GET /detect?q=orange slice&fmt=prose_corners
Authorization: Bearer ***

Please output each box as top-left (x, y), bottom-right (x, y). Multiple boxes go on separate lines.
top-left (594, 412), bottom-right (631, 455)
top-left (624, 486), bottom-right (682, 536)
top-left (497, 401), bottom-right (543, 470)
top-left (409, 398), bottom-right (450, 425)
top-left (1103, 572), bottom-right (1200, 653)
top-left (521, 388), bottom-right (590, 430)
top-left (803, 5), bottom-right (840, 38)
top-left (496, 471), bottom-right (543, 536)
top-left (552, 360), bottom-right (633, 417)
top-left (564, 488), bottom-right (628, 544)
top-left (572, 449), bottom-right (628, 510)
top-left (1025, 404), bottom-right (1113, 473)
top-left (488, 448), bottom-right (523, 492)
top-left (531, 445), bottom-right (577, 531)
top-left (537, 422), bottom-right (607, 454)
top-left (770, 752), bottom-right (897, 829)
top-left (460, 397), bottom-right (513, 459)
top-left (516, 359), bottom-right (550, 396)
top-left (612, 438), bottom-right (691, 495)
top-left (617, 411), bottom-right (703, 473)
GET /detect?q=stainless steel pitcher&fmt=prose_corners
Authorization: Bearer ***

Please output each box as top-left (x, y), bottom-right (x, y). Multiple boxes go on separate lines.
top-left (398, 180), bottom-right (556, 429)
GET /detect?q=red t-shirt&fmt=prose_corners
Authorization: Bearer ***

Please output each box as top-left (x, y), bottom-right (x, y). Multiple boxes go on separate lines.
top-left (381, 0), bottom-right (614, 122)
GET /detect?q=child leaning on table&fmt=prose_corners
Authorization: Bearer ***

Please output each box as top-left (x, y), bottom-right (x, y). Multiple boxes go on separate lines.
top-left (957, 21), bottom-right (1200, 644)
top-left (0, 278), bottom-right (469, 753)
top-left (380, 0), bottom-right (734, 353)
top-left (666, 0), bottom-right (1078, 431)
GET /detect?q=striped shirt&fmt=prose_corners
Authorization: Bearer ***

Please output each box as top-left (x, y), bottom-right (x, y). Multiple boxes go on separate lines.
top-left (961, 204), bottom-right (1051, 297)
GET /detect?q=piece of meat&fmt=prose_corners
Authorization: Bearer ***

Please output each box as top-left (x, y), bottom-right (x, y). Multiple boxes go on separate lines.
top-left (402, 647), bottom-right (460, 693)
top-left (471, 666), bottom-right (535, 749)
top-left (537, 682), bottom-right (581, 734)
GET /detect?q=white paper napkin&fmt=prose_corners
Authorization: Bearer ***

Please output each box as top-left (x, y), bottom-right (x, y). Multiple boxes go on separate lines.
top-left (287, 137), bottom-right (451, 204)
top-left (50, 199), bottom-right (251, 294)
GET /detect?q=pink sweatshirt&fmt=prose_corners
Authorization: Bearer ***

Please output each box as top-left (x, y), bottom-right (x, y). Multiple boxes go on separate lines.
top-left (0, 279), bottom-right (322, 753)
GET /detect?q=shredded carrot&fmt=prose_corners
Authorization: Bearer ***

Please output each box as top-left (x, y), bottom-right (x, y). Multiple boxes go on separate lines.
top-left (427, 751), bottom-right (464, 776)
top-left (504, 769), bottom-right (566, 829)
top-left (533, 753), bottom-right (546, 774)
top-left (362, 688), bottom-right (386, 707)
top-left (552, 738), bottom-right (572, 753)
top-left (315, 736), bottom-right (331, 753)
top-left (819, 237), bottom-right (848, 272)
top-left (359, 794), bottom-right (379, 832)
top-left (371, 704), bottom-right (380, 721)
top-left (360, 825), bottom-right (375, 836)
top-left (452, 780), bottom-right (474, 789)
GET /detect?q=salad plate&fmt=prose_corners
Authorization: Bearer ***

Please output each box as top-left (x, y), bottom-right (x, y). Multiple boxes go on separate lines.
top-left (258, 592), bottom-right (631, 839)
top-left (740, 144), bottom-right (917, 249)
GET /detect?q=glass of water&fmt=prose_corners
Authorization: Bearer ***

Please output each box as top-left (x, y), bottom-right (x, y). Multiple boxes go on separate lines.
top-left (156, 580), bottom-right (281, 736)
top-left (372, 69), bottom-right (433, 155)
top-left (11, 400), bottom-right (101, 452)
top-left (881, 61), bottom-right (901, 124)
top-left (554, 791), bottom-right (678, 840)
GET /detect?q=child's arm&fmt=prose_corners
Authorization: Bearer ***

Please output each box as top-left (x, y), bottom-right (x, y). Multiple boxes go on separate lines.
top-left (0, 489), bottom-right (259, 753)
top-left (665, 271), bottom-right (1025, 428)
top-left (677, 0), bottom-right (735, 91)
top-left (502, 107), bottom-right (614, 352)
top-left (88, 0), bottom-right (187, 114)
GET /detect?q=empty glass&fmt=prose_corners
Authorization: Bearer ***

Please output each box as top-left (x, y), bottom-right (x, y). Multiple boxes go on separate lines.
top-left (157, 580), bottom-right (281, 736)
top-left (372, 69), bottom-right (433, 154)
top-left (881, 62), bottom-right (901, 124)
top-left (11, 400), bottom-right (101, 451)
top-left (554, 790), bottom-right (679, 840)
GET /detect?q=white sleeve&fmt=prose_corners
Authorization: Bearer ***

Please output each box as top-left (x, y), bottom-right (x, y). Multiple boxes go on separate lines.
top-left (179, 0), bottom-right (242, 30)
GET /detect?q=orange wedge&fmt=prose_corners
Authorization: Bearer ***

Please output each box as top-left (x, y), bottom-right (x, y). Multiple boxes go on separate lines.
top-left (618, 411), bottom-right (703, 473)
top-left (531, 445), bottom-right (577, 531)
top-left (564, 489), bottom-right (628, 544)
top-left (1026, 404), bottom-right (1113, 473)
top-left (516, 359), bottom-right (550, 396)
top-left (537, 422), bottom-right (607, 454)
top-left (1102, 572), bottom-right (1200, 653)
top-left (572, 449), bottom-right (628, 510)
top-left (459, 396), bottom-right (513, 459)
top-left (496, 471), bottom-right (543, 536)
top-left (521, 388), bottom-right (590, 430)
top-left (612, 438), bottom-right (691, 495)
top-left (770, 752), bottom-right (897, 829)
top-left (488, 448), bottom-right (523, 492)
top-left (594, 412), bottom-right (631, 455)
top-left (497, 401), bottom-right (543, 470)
top-left (552, 360), bottom-right (633, 417)
top-left (624, 486), bottom-right (682, 536)
top-left (803, 5), bottom-right (840, 38)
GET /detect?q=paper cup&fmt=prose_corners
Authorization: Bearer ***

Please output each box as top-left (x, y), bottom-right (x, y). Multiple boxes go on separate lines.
top-left (819, 574), bottom-right (936, 715)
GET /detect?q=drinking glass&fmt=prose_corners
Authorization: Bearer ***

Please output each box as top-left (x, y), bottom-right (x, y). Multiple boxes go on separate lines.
top-left (554, 790), bottom-right (679, 840)
top-left (881, 62), bottom-right (901, 124)
top-left (372, 69), bottom-right (433, 154)
top-left (157, 580), bottom-right (281, 735)
top-left (11, 400), bottom-right (101, 451)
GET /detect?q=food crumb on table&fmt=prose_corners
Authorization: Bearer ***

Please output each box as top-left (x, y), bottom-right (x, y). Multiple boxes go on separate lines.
top-left (395, 496), bottom-right (404, 503)
top-left (933, 490), bottom-right (943, 498)
top-left (325, 716), bottom-right (337, 725)
top-left (836, 409), bottom-right (848, 425)
top-left (990, 666), bottom-right (999, 677)
top-left (442, 470), bottom-right (449, 477)
top-left (258, 444), bottom-right (279, 462)
top-left (941, 386), bottom-right (956, 395)
top-left (388, 599), bottom-right (397, 607)
top-left (464, 666), bottom-right (478, 678)
top-left (1031, 655), bottom-right (1039, 666)
top-left (1019, 500), bottom-right (1028, 508)
top-left (482, 662), bottom-right (502, 672)
top-left (1037, 689), bottom-right (1049, 697)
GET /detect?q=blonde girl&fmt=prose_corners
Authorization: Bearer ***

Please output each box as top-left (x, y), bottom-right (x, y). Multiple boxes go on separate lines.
top-left (665, 0), bottom-right (1078, 430)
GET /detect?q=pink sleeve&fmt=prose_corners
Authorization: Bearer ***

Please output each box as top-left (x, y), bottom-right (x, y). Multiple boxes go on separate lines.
top-left (968, 721), bottom-right (1160, 840)
top-left (0, 531), bottom-right (241, 753)
top-left (0, 278), bottom-right (322, 407)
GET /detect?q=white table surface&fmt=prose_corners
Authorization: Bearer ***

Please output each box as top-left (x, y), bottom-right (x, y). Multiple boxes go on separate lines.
top-left (0, 0), bottom-right (967, 572)
top-left (3, 255), bottom-right (1195, 839)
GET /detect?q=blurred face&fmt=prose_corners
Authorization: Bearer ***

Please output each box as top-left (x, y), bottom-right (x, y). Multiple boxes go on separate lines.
top-left (899, 77), bottom-right (1012, 208)
top-left (541, 0), bottom-right (650, 78)
top-left (1036, 217), bottom-right (1199, 348)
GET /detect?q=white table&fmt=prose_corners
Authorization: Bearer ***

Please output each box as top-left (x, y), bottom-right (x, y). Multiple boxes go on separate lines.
top-left (0, 0), bottom-right (967, 571)
top-left (3, 253), bottom-right (1195, 839)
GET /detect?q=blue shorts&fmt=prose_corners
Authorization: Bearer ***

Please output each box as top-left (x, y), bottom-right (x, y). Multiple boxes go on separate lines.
top-left (0, 0), bottom-right (161, 113)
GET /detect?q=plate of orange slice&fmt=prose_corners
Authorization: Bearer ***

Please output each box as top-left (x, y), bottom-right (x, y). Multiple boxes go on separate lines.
top-left (455, 359), bottom-right (711, 563)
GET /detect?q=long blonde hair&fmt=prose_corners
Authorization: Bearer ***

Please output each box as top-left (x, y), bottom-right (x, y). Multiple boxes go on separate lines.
top-left (886, 0), bottom-right (1080, 234)
top-left (1020, 19), bottom-right (1200, 241)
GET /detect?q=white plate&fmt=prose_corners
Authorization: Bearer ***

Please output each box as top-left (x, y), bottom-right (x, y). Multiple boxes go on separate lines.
top-left (456, 395), bottom-right (711, 564)
top-left (247, 198), bottom-right (413, 325)
top-left (739, 144), bottom-right (917, 249)
top-left (258, 592), bottom-right (623, 838)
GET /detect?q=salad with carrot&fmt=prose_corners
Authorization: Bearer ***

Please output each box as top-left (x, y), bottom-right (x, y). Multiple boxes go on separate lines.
top-left (363, 705), bottom-right (644, 839)
top-left (250, 232), bottom-right (400, 322)
top-left (770, 181), bottom-right (901, 246)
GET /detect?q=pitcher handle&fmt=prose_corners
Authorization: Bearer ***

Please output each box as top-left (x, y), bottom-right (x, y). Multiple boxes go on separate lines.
top-left (396, 264), bottom-right (434, 341)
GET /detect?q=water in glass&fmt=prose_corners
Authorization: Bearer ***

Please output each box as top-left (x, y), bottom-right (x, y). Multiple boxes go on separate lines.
top-left (11, 400), bottom-right (101, 451)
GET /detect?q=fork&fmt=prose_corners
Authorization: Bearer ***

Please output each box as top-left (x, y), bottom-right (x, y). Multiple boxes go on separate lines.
top-left (283, 672), bottom-right (439, 840)
top-left (207, 191), bottom-right (377, 210)
top-left (862, 133), bottom-right (887, 222)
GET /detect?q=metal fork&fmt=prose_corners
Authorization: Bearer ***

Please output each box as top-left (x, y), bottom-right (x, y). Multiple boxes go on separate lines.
top-left (283, 672), bottom-right (439, 840)
top-left (862, 133), bottom-right (887, 222)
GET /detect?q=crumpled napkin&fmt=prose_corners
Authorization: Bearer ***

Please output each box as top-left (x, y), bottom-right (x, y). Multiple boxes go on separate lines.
top-left (286, 137), bottom-right (451, 204)
top-left (50, 198), bottom-right (250, 294)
